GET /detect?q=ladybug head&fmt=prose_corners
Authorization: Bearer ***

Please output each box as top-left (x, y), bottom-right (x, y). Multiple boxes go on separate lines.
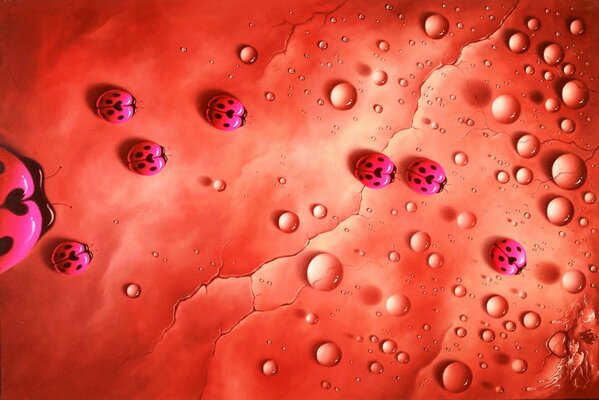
top-left (160, 146), bottom-right (168, 163)
top-left (439, 177), bottom-right (448, 192)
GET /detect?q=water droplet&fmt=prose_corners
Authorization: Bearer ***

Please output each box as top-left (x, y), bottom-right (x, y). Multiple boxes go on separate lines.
top-left (410, 231), bottom-right (431, 252)
top-left (151, 251), bottom-right (159, 257)
top-left (560, 118), bottom-right (576, 133)
top-left (369, 361), bottom-right (384, 374)
top-left (381, 339), bottom-right (397, 354)
top-left (441, 361), bottom-right (472, 393)
top-left (516, 134), bottom-right (540, 158)
top-left (341, 36), bottom-right (349, 43)
top-left (262, 360), bottom-right (278, 375)
top-left (318, 40), bottom-right (328, 50)
top-left (515, 167), bottom-right (533, 184)
top-left (457, 211), bottom-right (477, 229)
top-left (545, 97), bottom-right (560, 112)
top-left (481, 329), bottom-right (496, 342)
top-left (562, 269), bottom-right (586, 293)
top-left (455, 327), bottom-right (467, 337)
top-left (522, 311), bottom-right (541, 329)
top-left (388, 251), bottom-right (400, 262)
top-left (491, 94), bottom-right (521, 124)
top-left (330, 82), bottom-right (358, 110)
top-left (321, 380), bottom-right (331, 390)
top-left (306, 312), bottom-right (319, 324)
top-left (546, 196), bottom-right (574, 226)
top-left (453, 152), bottom-right (468, 166)
top-left (561, 80), bottom-right (589, 109)
top-left (239, 45), bottom-right (258, 64)
top-left (372, 70), bottom-right (388, 85)
top-left (453, 285), bottom-right (467, 297)
top-left (405, 201), bottom-right (417, 213)
top-left (213, 179), bottom-right (226, 192)
top-left (511, 358), bottom-right (528, 373)
top-left (563, 63), bottom-right (575, 75)
top-left (543, 43), bottom-right (564, 65)
top-left (265, 92), bottom-right (276, 101)
top-left (312, 204), bottom-right (328, 219)
top-left (496, 170), bottom-right (510, 184)
top-left (504, 320), bottom-right (516, 331)
top-left (589, 264), bottom-right (597, 273)
top-left (126, 283), bottom-right (141, 298)
top-left (526, 17), bottom-right (541, 31)
top-left (424, 14), bottom-right (449, 39)
top-left (427, 252), bottom-right (444, 268)
top-left (377, 40), bottom-right (390, 51)
top-left (569, 19), bottom-right (585, 35)
top-left (485, 295), bottom-right (509, 318)
top-left (524, 65), bottom-right (535, 74)
top-left (551, 153), bottom-right (587, 190)
top-left (373, 104), bottom-right (383, 113)
top-left (385, 294), bottom-right (411, 316)
top-left (508, 32), bottom-right (530, 53)
top-left (316, 342), bottom-right (342, 366)
top-left (307, 253), bottom-right (343, 291)
top-left (583, 192), bottom-right (596, 204)
top-left (399, 78), bottom-right (409, 87)
top-left (278, 211), bottom-right (300, 233)
top-left (396, 352), bottom-right (410, 363)
top-left (495, 386), bottom-right (505, 394)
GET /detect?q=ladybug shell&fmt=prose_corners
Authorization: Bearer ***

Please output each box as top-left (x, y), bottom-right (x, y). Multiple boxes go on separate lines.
top-left (354, 153), bottom-right (396, 189)
top-left (206, 95), bottom-right (247, 131)
top-left (51, 241), bottom-right (93, 275)
top-left (127, 141), bottom-right (167, 176)
top-left (405, 158), bottom-right (447, 195)
top-left (489, 238), bottom-right (526, 275)
top-left (96, 89), bottom-right (136, 124)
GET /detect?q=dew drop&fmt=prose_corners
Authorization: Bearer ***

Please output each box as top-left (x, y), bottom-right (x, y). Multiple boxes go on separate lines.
top-left (562, 269), bottom-right (586, 293)
top-left (262, 360), bottom-right (278, 375)
top-left (522, 311), bottom-right (541, 329)
top-left (306, 312), bottom-right (319, 324)
top-left (278, 211), bottom-right (300, 233)
top-left (485, 295), bottom-right (509, 318)
top-left (516, 134), bottom-right (540, 158)
top-left (544, 97), bottom-right (560, 112)
top-left (265, 92), bottom-right (276, 101)
top-left (386, 294), bottom-right (411, 316)
top-left (491, 94), bottom-right (521, 124)
top-left (410, 231), bottom-right (431, 252)
top-left (455, 327), bottom-right (467, 337)
top-left (373, 104), bottom-right (383, 113)
top-left (504, 320), bottom-right (516, 331)
top-left (427, 252), bottom-right (444, 268)
top-left (453, 152), bottom-right (468, 166)
top-left (318, 40), bottom-right (328, 50)
top-left (453, 285), bottom-right (467, 297)
top-left (543, 43), bottom-right (564, 65)
top-left (424, 14), bottom-right (449, 39)
top-left (369, 361), bottom-right (384, 374)
top-left (381, 339), bottom-right (397, 354)
top-left (388, 251), bottom-right (400, 262)
top-left (126, 283), bottom-right (141, 298)
top-left (561, 80), bottom-right (589, 109)
top-left (512, 358), bottom-right (528, 373)
top-left (316, 342), bottom-right (342, 366)
top-left (372, 70), bottom-right (388, 86)
top-left (496, 170), bottom-right (510, 184)
top-left (457, 211), bottom-right (477, 229)
top-left (307, 253), bottom-right (343, 291)
top-left (330, 82), bottom-right (358, 110)
top-left (508, 32), bottom-right (530, 53)
top-left (546, 196), bottom-right (574, 226)
top-left (396, 352), bottom-right (410, 363)
top-left (239, 45), bottom-right (258, 64)
top-left (526, 17), bottom-right (541, 31)
top-left (481, 329), bottom-right (496, 342)
top-left (405, 201), bottom-right (417, 213)
top-left (441, 361), bottom-right (472, 393)
top-left (583, 192), bottom-right (596, 204)
top-left (515, 167), bottom-right (533, 184)
top-left (569, 19), bottom-right (585, 35)
top-left (312, 204), bottom-right (328, 219)
top-left (560, 118), bottom-right (576, 133)
top-left (377, 40), bottom-right (390, 51)
top-left (399, 78), bottom-right (409, 87)
top-left (551, 153), bottom-right (587, 190)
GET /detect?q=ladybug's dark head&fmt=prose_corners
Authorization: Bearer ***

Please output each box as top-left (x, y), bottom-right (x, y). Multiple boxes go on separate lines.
top-left (161, 146), bottom-right (168, 163)
top-left (439, 177), bottom-right (448, 192)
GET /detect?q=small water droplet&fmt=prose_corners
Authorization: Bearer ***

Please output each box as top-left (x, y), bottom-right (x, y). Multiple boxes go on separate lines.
top-left (316, 342), bottom-right (342, 366)
top-left (262, 360), bottom-right (278, 375)
top-left (126, 283), bottom-right (141, 298)
top-left (330, 82), bottom-right (358, 110)
top-left (213, 179), bottom-right (226, 192)
top-left (239, 45), bottom-right (258, 64)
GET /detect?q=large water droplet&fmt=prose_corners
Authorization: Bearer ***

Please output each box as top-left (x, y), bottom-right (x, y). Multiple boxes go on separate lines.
top-left (316, 342), bottom-right (342, 366)
top-left (396, 352), bottom-right (410, 363)
top-left (441, 361), bottom-right (472, 393)
top-left (369, 361), bottom-right (384, 374)
top-left (496, 170), bottom-right (510, 184)
top-left (455, 327), bottom-right (467, 337)
top-left (239, 45), bottom-right (258, 64)
top-left (424, 14), bottom-right (449, 39)
top-left (306, 312), bottom-right (319, 324)
top-left (453, 152), bottom-right (468, 166)
top-left (126, 283), bottom-right (141, 298)
top-left (562, 269), bottom-right (586, 293)
top-left (330, 82), bottom-right (358, 110)
top-left (516, 134), bottom-right (540, 158)
top-left (372, 70), bottom-right (388, 86)
top-left (508, 32), bottom-right (530, 53)
top-left (213, 179), bottom-right (226, 192)
top-left (388, 251), bottom-right (400, 262)
top-left (410, 231), bottom-right (431, 252)
top-left (312, 204), bottom-right (328, 219)
top-left (560, 118), bottom-right (576, 133)
top-left (546, 196), bottom-right (574, 226)
top-left (386, 294), bottom-right (411, 316)
top-left (526, 17), bottom-right (541, 31)
top-left (515, 167), bottom-right (533, 185)
top-left (522, 311), bottom-right (541, 329)
top-left (381, 339), bottom-right (397, 354)
top-left (569, 19), bottom-right (585, 35)
top-left (307, 253), bottom-right (343, 291)
top-left (262, 359), bottom-right (278, 375)
top-left (545, 97), bottom-right (560, 112)
top-left (491, 94), bottom-right (520, 124)
top-left (427, 252), bottom-right (444, 268)
top-left (548, 331), bottom-right (568, 357)
top-left (583, 192), bottom-right (596, 204)
top-left (457, 211), bottom-right (476, 229)
top-left (278, 211), bottom-right (300, 233)
top-left (485, 295), bottom-right (509, 318)
top-left (551, 153), bottom-right (587, 190)
top-left (561, 80), bottom-right (589, 109)
top-left (481, 329), bottom-right (496, 342)
top-left (543, 43), bottom-right (564, 65)
top-left (511, 358), bottom-right (528, 373)
top-left (453, 285), bottom-right (467, 297)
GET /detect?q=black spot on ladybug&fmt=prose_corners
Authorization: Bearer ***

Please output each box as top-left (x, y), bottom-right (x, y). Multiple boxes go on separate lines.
top-left (374, 168), bottom-right (382, 178)
top-left (224, 123), bottom-right (230, 127)
top-left (365, 174), bottom-right (373, 180)
top-left (143, 145), bottom-right (151, 150)
top-left (107, 109), bottom-right (115, 115)
top-left (69, 251), bottom-right (77, 260)
top-left (373, 182), bottom-right (380, 186)
top-left (508, 257), bottom-right (517, 265)
top-left (65, 244), bottom-right (72, 249)
top-left (114, 101), bottom-right (123, 111)
top-left (105, 99), bottom-right (113, 105)
top-left (0, 161), bottom-right (4, 174)
top-left (0, 236), bottom-right (14, 257)
top-left (365, 162), bottom-right (373, 168)
top-left (138, 163), bottom-right (145, 169)
top-left (418, 167), bottom-right (426, 173)
top-left (112, 93), bottom-right (121, 97)
top-left (227, 100), bottom-right (234, 104)
top-left (145, 154), bottom-right (154, 163)
top-left (135, 152), bottom-right (143, 158)
top-left (117, 115), bottom-right (124, 120)
top-left (64, 262), bottom-right (71, 268)
top-left (215, 113), bottom-right (222, 119)
top-left (150, 167), bottom-right (157, 171)
top-left (506, 246), bottom-right (512, 252)
top-left (76, 265), bottom-right (82, 270)
top-left (225, 110), bottom-right (234, 118)
top-left (516, 246), bottom-right (522, 252)
top-left (501, 267), bottom-right (506, 272)
top-left (430, 165), bottom-right (437, 170)
top-left (217, 103), bottom-right (225, 109)
top-left (5, 189), bottom-right (28, 216)
top-left (498, 255), bottom-right (505, 261)
top-left (377, 157), bottom-right (384, 162)
top-left (421, 187), bottom-right (427, 192)
top-left (414, 178), bottom-right (422, 184)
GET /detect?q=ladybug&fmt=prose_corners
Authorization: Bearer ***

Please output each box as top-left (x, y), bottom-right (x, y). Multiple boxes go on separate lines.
top-left (51, 241), bottom-right (93, 275)
top-left (0, 146), bottom-right (55, 274)
top-left (405, 158), bottom-right (447, 195)
top-left (96, 89), bottom-right (136, 123)
top-left (354, 153), bottom-right (396, 189)
top-left (127, 141), bottom-right (167, 176)
top-left (206, 95), bottom-right (247, 131)
top-left (489, 238), bottom-right (527, 275)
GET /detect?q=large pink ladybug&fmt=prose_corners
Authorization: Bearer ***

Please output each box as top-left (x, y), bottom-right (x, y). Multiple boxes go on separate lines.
top-left (127, 141), bottom-right (167, 176)
top-left (405, 158), bottom-right (447, 195)
top-left (206, 95), bottom-right (247, 131)
top-left (96, 89), bottom-right (136, 123)
top-left (489, 238), bottom-right (527, 275)
top-left (51, 241), bottom-right (93, 275)
top-left (354, 153), bottom-right (396, 189)
top-left (0, 146), bottom-right (55, 274)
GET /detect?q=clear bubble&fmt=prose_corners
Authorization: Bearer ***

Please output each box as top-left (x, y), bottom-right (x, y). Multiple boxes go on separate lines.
top-left (372, 70), bottom-right (388, 85)
top-left (455, 327), bottom-right (467, 337)
top-left (377, 40), bottom-right (390, 51)
top-left (330, 82), bottom-right (358, 110)
top-left (239, 45), bottom-right (258, 64)
top-left (526, 17), bottom-right (541, 31)
top-left (312, 204), bottom-right (328, 219)
top-left (516, 134), bottom-right (540, 158)
top-left (543, 43), bottom-right (564, 65)
top-left (546, 196), bottom-right (574, 226)
top-left (551, 153), bottom-right (587, 190)
top-left (265, 92), bottom-right (276, 101)
top-left (373, 104), bottom-right (383, 113)
top-left (262, 360), bottom-right (278, 375)
top-left (388, 251), bottom-right (400, 262)
top-left (386, 294), bottom-right (411, 316)
top-left (318, 40), bottom-right (328, 50)
top-left (278, 211), bottom-right (300, 233)
top-left (306, 312), bottom-right (319, 324)
top-left (126, 283), bottom-right (141, 298)
top-left (522, 311), bottom-right (541, 329)
top-left (457, 211), bottom-right (477, 229)
top-left (427, 253), bottom-right (444, 268)
top-left (453, 152), bottom-right (469, 165)
top-left (569, 19), bottom-right (585, 35)
top-left (410, 231), bottom-right (431, 252)
top-left (561, 80), bottom-right (589, 109)
top-left (453, 285), bottom-right (467, 297)
top-left (316, 342), bottom-right (342, 366)
top-left (583, 192), bottom-right (596, 204)
top-left (508, 32), bottom-right (530, 53)
top-left (515, 167), bottom-right (533, 184)
top-left (481, 329), bottom-right (495, 342)
top-left (369, 361), bottom-right (384, 374)
top-left (381, 339), bottom-right (397, 354)
top-left (424, 14), bottom-right (449, 39)
top-left (441, 361), bottom-right (473, 393)
top-left (485, 295), bottom-right (509, 318)
top-left (512, 358), bottom-right (528, 373)
top-left (307, 253), bottom-right (343, 291)
top-left (213, 179), bottom-right (226, 192)
top-left (562, 269), bottom-right (586, 293)
top-left (396, 352), bottom-right (410, 363)
top-left (405, 202), bottom-right (417, 213)
top-left (491, 94), bottom-right (521, 124)
top-left (496, 170), bottom-right (510, 184)
top-left (560, 118), bottom-right (576, 133)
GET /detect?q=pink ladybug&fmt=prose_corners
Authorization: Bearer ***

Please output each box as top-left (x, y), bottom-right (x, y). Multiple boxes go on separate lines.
top-left (0, 146), bottom-right (55, 274)
top-left (405, 158), bottom-right (447, 195)
top-left (51, 241), bottom-right (93, 275)
top-left (489, 238), bottom-right (527, 275)
top-left (96, 89), bottom-right (136, 123)
top-left (206, 95), bottom-right (247, 131)
top-left (354, 153), bottom-right (396, 189)
top-left (127, 141), bottom-right (167, 176)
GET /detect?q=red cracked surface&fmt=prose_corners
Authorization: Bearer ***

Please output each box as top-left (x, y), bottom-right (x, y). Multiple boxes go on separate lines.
top-left (1, 0), bottom-right (598, 398)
